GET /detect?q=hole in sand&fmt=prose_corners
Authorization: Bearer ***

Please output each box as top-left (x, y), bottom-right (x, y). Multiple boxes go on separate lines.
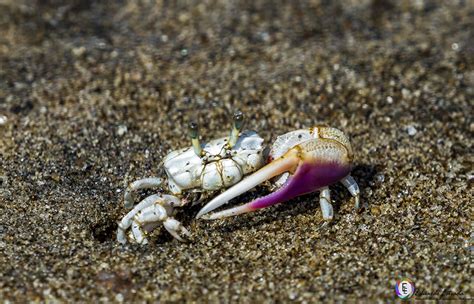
top-left (92, 221), bottom-right (116, 243)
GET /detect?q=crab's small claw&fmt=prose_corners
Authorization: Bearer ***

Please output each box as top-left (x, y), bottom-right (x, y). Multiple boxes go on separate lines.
top-left (196, 139), bottom-right (352, 220)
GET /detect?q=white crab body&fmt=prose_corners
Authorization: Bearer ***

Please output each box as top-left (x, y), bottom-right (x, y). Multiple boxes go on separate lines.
top-left (164, 130), bottom-right (265, 194)
top-left (118, 128), bottom-right (266, 244)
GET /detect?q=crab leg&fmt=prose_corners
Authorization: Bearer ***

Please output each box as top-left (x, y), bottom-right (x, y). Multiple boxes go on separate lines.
top-left (117, 193), bottom-right (188, 244)
top-left (197, 139), bottom-right (352, 220)
top-left (124, 177), bottom-right (163, 208)
top-left (319, 187), bottom-right (333, 220)
top-left (341, 175), bottom-right (360, 209)
top-left (118, 194), bottom-right (165, 243)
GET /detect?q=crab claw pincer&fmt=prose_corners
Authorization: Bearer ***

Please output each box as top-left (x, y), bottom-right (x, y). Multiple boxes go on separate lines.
top-left (196, 131), bottom-right (355, 220)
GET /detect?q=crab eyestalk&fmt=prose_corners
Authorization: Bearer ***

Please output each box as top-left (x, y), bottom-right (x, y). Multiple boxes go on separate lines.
top-left (188, 122), bottom-right (202, 156)
top-left (228, 111), bottom-right (244, 147)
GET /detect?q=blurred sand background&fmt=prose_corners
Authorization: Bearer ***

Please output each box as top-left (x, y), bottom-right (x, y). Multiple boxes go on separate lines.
top-left (0, 0), bottom-right (472, 302)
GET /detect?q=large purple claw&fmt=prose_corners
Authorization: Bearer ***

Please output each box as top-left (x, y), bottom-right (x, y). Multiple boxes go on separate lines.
top-left (196, 129), bottom-right (355, 220)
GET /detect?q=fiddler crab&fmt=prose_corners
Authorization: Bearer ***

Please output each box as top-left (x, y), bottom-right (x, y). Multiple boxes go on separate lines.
top-left (117, 112), bottom-right (360, 244)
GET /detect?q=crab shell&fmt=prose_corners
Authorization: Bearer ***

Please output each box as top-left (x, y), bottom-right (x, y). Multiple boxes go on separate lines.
top-left (163, 130), bottom-right (266, 195)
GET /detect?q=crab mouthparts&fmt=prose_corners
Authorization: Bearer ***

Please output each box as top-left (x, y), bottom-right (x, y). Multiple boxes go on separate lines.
top-left (196, 149), bottom-right (351, 220)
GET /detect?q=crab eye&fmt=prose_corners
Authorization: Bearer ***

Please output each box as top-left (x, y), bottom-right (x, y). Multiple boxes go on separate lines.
top-left (188, 122), bottom-right (199, 139)
top-left (188, 121), bottom-right (203, 156)
top-left (229, 110), bottom-right (245, 148)
top-left (233, 111), bottom-right (244, 131)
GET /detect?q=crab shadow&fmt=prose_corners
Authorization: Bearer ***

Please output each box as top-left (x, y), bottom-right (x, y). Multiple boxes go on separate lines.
top-left (199, 163), bottom-right (381, 235)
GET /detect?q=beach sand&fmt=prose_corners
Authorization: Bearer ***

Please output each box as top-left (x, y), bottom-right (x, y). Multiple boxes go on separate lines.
top-left (0, 1), bottom-right (472, 301)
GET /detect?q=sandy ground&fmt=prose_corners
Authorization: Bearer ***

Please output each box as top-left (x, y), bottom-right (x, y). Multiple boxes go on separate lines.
top-left (0, 0), bottom-right (472, 302)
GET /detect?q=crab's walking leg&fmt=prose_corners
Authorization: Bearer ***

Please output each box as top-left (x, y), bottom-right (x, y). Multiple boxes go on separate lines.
top-left (118, 194), bottom-right (163, 244)
top-left (319, 187), bottom-right (334, 220)
top-left (124, 177), bottom-right (163, 208)
top-left (117, 194), bottom-right (188, 244)
top-left (162, 218), bottom-right (190, 241)
top-left (133, 204), bottom-right (190, 243)
top-left (341, 175), bottom-right (360, 209)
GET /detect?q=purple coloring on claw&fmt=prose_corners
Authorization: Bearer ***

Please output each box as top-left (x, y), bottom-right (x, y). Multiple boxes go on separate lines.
top-left (249, 161), bottom-right (351, 211)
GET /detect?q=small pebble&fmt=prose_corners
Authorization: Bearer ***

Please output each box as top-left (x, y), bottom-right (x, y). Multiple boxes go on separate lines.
top-left (407, 125), bottom-right (417, 136)
top-left (371, 206), bottom-right (381, 216)
top-left (0, 115), bottom-right (7, 126)
top-left (117, 125), bottom-right (128, 136)
top-left (375, 173), bottom-right (385, 183)
top-left (72, 46), bottom-right (86, 57)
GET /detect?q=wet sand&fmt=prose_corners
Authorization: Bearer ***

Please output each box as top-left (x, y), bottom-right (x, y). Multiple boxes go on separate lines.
top-left (0, 1), bottom-right (472, 302)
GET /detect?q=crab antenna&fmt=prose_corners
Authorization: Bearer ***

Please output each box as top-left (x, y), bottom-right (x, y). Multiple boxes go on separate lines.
top-left (229, 110), bottom-right (244, 147)
top-left (188, 122), bottom-right (202, 156)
